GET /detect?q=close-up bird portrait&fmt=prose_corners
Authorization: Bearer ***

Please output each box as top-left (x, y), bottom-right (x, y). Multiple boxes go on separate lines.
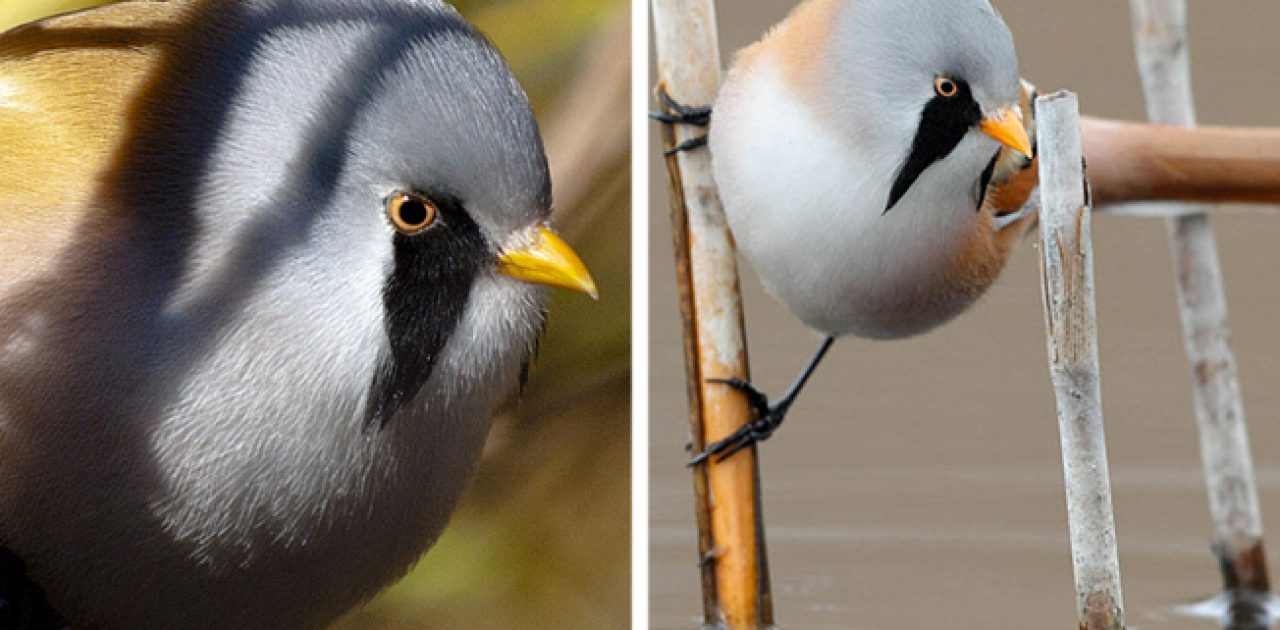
top-left (0, 0), bottom-right (629, 628)
top-left (652, 0), bottom-right (1280, 628)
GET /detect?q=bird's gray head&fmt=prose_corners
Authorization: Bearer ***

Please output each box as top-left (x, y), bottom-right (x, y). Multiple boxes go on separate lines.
top-left (132, 0), bottom-right (595, 427)
top-left (824, 0), bottom-right (1030, 211)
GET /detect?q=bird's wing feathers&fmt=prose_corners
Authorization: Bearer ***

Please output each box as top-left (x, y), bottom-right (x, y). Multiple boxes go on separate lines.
top-left (0, 1), bottom-right (187, 281)
top-left (762, 0), bottom-right (843, 103)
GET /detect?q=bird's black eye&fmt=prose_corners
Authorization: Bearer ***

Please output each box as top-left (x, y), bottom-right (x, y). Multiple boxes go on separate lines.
top-left (387, 192), bottom-right (438, 235)
top-left (934, 77), bottom-right (959, 98)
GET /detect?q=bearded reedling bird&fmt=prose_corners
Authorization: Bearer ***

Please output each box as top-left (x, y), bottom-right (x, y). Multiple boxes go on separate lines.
top-left (676, 0), bottom-right (1038, 462)
top-left (0, 0), bottom-right (597, 628)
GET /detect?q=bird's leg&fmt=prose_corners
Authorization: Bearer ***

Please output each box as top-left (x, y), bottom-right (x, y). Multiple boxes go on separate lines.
top-left (689, 336), bottom-right (836, 465)
top-left (650, 87), bottom-right (711, 156)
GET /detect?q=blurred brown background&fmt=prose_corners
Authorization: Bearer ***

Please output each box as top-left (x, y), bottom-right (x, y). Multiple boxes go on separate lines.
top-left (3, 1), bottom-right (630, 628)
top-left (650, 2), bottom-right (1280, 628)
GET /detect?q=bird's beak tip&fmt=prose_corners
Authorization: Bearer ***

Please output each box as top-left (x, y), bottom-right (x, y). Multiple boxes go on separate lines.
top-left (497, 225), bottom-right (598, 299)
top-left (979, 108), bottom-right (1033, 159)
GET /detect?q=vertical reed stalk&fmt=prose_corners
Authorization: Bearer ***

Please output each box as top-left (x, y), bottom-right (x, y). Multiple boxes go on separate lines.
top-left (1037, 91), bottom-right (1126, 630)
top-left (1128, 5), bottom-right (1271, 626)
top-left (651, 1), bottom-right (774, 627)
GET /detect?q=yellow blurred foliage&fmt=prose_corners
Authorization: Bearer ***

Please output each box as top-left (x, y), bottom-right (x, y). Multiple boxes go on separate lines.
top-left (0, 0), bottom-right (117, 32)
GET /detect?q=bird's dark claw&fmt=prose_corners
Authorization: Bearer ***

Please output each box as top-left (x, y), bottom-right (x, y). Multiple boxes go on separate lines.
top-left (662, 136), bottom-right (708, 157)
top-left (650, 88), bottom-right (711, 126)
top-left (651, 88), bottom-right (711, 156)
top-left (705, 377), bottom-right (769, 417)
top-left (688, 378), bottom-right (790, 466)
top-left (687, 337), bottom-right (835, 466)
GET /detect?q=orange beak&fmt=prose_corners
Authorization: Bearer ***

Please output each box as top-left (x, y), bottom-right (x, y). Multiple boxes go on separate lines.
top-left (979, 107), bottom-right (1033, 158)
top-left (497, 225), bottom-right (598, 299)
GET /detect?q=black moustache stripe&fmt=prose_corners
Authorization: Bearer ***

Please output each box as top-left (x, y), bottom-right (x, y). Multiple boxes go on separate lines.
top-left (366, 193), bottom-right (489, 428)
top-left (885, 80), bottom-right (984, 213)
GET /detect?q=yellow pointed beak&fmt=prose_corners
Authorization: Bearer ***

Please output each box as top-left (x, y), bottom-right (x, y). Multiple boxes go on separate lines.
top-left (978, 107), bottom-right (1033, 158)
top-left (497, 225), bottom-right (598, 299)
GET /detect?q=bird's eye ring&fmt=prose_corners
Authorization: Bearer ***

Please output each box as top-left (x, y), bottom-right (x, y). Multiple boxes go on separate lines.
top-left (934, 77), bottom-right (959, 98)
top-left (387, 192), bottom-right (438, 234)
